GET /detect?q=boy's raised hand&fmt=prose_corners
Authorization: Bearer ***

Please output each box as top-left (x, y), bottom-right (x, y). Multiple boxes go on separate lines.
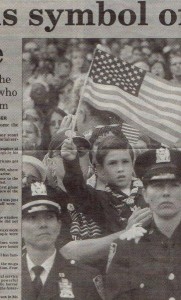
top-left (61, 138), bottom-right (77, 161)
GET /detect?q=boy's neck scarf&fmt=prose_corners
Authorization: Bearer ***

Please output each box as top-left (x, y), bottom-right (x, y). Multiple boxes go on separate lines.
top-left (105, 178), bottom-right (143, 223)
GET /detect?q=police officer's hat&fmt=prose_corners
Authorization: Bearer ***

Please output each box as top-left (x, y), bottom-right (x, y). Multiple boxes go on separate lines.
top-left (22, 182), bottom-right (61, 215)
top-left (135, 148), bottom-right (181, 181)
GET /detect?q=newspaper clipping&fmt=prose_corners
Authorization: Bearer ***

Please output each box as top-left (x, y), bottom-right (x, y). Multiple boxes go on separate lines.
top-left (0, 0), bottom-right (181, 299)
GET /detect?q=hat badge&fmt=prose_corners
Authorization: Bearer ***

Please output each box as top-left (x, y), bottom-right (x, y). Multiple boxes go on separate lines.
top-left (156, 148), bottom-right (171, 164)
top-left (31, 182), bottom-right (47, 196)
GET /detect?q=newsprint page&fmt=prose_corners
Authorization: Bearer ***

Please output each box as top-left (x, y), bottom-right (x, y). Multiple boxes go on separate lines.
top-left (0, 0), bottom-right (181, 299)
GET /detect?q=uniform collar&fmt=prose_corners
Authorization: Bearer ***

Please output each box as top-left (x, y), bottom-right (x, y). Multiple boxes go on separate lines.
top-left (145, 220), bottom-right (181, 243)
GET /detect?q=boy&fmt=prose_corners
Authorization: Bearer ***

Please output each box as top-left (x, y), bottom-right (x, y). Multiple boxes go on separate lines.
top-left (61, 135), bottom-right (150, 236)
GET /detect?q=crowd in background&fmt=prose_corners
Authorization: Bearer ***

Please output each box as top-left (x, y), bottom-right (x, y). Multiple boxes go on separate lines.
top-left (22, 38), bottom-right (181, 155)
top-left (22, 38), bottom-right (181, 299)
top-left (22, 37), bottom-right (181, 242)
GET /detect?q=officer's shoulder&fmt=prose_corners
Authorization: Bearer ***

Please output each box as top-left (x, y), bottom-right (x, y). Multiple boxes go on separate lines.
top-left (66, 258), bottom-right (100, 274)
top-left (58, 252), bottom-right (100, 274)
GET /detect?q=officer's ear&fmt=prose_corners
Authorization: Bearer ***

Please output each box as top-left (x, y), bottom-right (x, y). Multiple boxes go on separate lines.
top-left (142, 187), bottom-right (149, 204)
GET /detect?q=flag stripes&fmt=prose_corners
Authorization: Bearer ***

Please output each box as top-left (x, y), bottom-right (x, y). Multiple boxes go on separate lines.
top-left (83, 48), bottom-right (181, 147)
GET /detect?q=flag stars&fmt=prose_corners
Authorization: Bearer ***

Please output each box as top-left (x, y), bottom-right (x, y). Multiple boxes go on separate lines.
top-left (91, 49), bottom-right (144, 97)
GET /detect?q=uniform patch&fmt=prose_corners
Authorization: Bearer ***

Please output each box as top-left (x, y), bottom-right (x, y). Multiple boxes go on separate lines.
top-left (59, 278), bottom-right (75, 298)
top-left (31, 182), bottom-right (47, 196)
top-left (156, 148), bottom-right (170, 163)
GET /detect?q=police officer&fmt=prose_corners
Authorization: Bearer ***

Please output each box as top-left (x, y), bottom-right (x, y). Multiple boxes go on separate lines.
top-left (22, 182), bottom-right (104, 300)
top-left (106, 148), bottom-right (181, 300)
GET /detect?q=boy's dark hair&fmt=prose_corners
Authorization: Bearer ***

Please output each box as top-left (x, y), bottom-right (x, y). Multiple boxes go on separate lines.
top-left (89, 124), bottom-right (126, 148)
top-left (96, 136), bottom-right (134, 166)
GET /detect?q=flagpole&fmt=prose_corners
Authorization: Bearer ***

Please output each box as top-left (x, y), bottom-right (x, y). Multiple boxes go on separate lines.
top-left (70, 45), bottom-right (100, 134)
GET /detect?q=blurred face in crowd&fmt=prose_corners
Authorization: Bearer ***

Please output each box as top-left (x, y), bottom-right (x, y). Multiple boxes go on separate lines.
top-left (120, 45), bottom-right (133, 63)
top-left (59, 82), bottom-right (73, 103)
top-left (143, 179), bottom-right (181, 220)
top-left (47, 44), bottom-right (58, 60)
top-left (22, 211), bottom-right (61, 251)
top-left (58, 61), bottom-right (71, 78)
top-left (170, 55), bottom-right (181, 78)
top-left (22, 120), bottom-right (40, 150)
top-left (49, 112), bottom-right (64, 137)
top-left (100, 149), bottom-right (133, 190)
top-left (30, 83), bottom-right (48, 105)
top-left (149, 52), bottom-right (164, 65)
top-left (132, 48), bottom-right (143, 63)
top-left (23, 108), bottom-right (43, 131)
top-left (110, 42), bottom-right (120, 58)
top-left (71, 50), bottom-right (84, 70)
top-left (142, 47), bottom-right (152, 59)
top-left (151, 61), bottom-right (165, 78)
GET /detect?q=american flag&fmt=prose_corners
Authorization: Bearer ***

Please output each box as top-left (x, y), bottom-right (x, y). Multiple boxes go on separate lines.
top-left (83, 47), bottom-right (181, 147)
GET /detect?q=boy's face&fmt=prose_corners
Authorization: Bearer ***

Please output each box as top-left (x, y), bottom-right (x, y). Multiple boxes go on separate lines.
top-left (101, 149), bottom-right (133, 189)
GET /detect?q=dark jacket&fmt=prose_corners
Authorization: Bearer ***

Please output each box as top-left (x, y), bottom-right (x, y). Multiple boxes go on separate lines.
top-left (22, 251), bottom-right (104, 300)
top-left (105, 221), bottom-right (181, 300)
top-left (63, 158), bottom-right (146, 237)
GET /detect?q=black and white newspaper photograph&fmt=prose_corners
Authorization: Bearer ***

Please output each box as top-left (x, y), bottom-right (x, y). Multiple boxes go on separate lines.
top-left (0, 0), bottom-right (181, 299)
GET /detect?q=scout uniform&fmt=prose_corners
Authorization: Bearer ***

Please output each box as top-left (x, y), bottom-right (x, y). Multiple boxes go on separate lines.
top-left (22, 182), bottom-right (104, 300)
top-left (105, 148), bottom-right (181, 300)
top-left (63, 156), bottom-right (145, 238)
